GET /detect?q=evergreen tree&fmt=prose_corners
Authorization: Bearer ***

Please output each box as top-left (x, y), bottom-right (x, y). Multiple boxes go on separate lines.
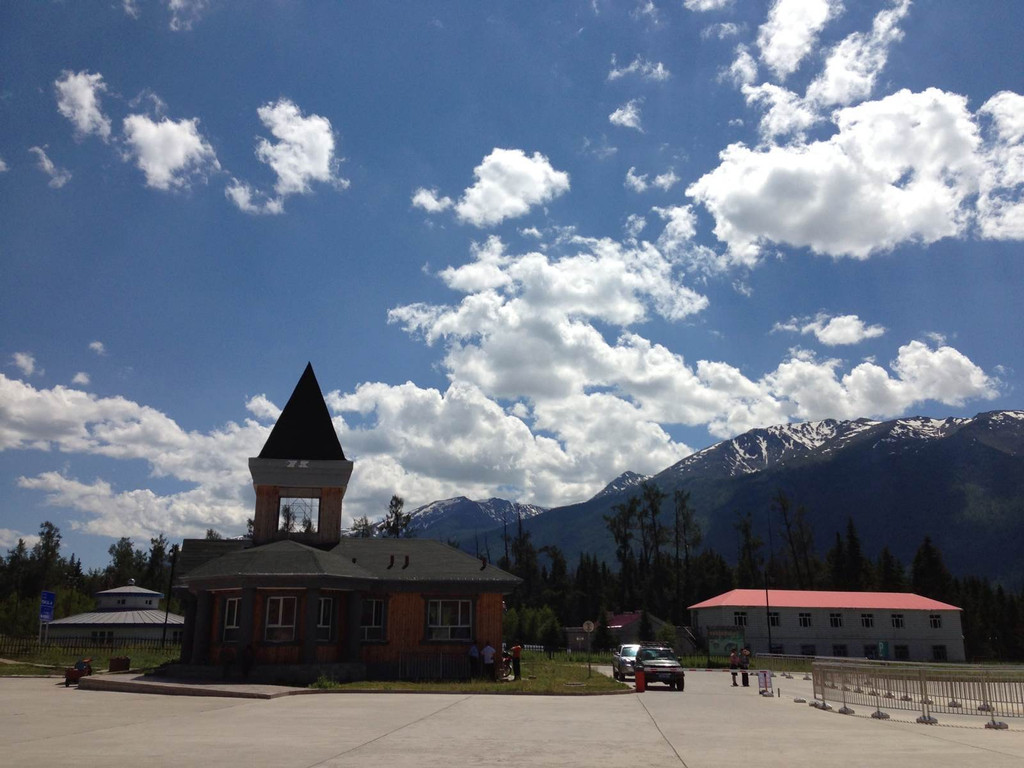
top-left (734, 512), bottom-right (762, 588)
top-left (875, 546), bottom-right (906, 591)
top-left (349, 515), bottom-right (375, 538)
top-left (911, 536), bottom-right (954, 601)
top-left (637, 609), bottom-right (655, 642)
top-left (381, 494), bottom-right (413, 538)
top-left (843, 518), bottom-right (871, 590)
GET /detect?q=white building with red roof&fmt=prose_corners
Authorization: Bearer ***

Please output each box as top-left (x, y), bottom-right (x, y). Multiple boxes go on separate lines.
top-left (688, 589), bottom-right (964, 662)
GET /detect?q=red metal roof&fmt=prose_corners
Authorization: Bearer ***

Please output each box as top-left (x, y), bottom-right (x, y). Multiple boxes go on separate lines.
top-left (687, 589), bottom-right (960, 611)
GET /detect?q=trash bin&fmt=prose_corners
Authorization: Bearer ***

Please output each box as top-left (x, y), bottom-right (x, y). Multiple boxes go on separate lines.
top-left (635, 668), bottom-right (646, 692)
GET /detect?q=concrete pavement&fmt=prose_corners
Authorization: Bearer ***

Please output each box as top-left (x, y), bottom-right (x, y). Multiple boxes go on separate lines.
top-left (1, 670), bottom-right (1021, 767)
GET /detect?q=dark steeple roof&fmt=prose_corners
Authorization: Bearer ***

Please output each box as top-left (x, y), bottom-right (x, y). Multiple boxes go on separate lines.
top-left (258, 363), bottom-right (346, 461)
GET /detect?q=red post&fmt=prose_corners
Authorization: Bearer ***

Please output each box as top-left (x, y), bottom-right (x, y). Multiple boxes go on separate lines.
top-left (635, 668), bottom-right (646, 692)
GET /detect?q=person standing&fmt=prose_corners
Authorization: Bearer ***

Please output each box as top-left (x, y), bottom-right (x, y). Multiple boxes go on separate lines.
top-left (511, 641), bottom-right (523, 681)
top-left (729, 649), bottom-right (739, 686)
top-left (740, 648), bottom-right (751, 687)
top-left (482, 640), bottom-right (496, 681)
top-left (468, 640), bottom-right (481, 679)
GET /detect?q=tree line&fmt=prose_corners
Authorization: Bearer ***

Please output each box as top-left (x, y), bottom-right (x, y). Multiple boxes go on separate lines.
top-left (493, 485), bottom-right (1024, 660)
top-left (0, 521), bottom-right (178, 636)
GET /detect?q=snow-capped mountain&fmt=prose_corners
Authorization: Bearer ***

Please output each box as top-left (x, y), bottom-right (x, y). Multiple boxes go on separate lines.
top-left (656, 411), bottom-right (1024, 484)
top-left (405, 496), bottom-right (547, 543)
top-left (589, 471), bottom-right (650, 501)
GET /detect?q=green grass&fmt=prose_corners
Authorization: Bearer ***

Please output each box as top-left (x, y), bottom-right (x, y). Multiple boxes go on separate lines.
top-left (0, 662), bottom-right (62, 677)
top-left (0, 646), bottom-right (180, 676)
top-left (311, 651), bottom-right (626, 694)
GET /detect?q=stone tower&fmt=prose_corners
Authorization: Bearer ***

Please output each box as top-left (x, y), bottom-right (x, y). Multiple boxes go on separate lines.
top-left (248, 363), bottom-right (353, 546)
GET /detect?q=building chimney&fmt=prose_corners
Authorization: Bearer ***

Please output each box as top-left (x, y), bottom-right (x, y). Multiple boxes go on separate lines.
top-left (387, 554), bottom-right (395, 569)
top-left (402, 555), bottom-right (410, 569)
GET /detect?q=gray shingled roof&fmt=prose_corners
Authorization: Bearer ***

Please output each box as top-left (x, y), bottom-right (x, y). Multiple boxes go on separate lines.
top-left (48, 610), bottom-right (184, 626)
top-left (182, 539), bottom-right (374, 582)
top-left (332, 538), bottom-right (520, 587)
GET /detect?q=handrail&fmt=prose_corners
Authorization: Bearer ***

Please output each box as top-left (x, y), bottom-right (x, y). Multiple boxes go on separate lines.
top-left (811, 659), bottom-right (1022, 728)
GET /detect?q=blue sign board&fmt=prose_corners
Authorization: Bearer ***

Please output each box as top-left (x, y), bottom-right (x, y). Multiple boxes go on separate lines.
top-left (39, 590), bottom-right (56, 623)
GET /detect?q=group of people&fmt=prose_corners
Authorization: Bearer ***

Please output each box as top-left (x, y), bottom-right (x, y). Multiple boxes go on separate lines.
top-left (467, 639), bottom-right (523, 681)
top-left (728, 648), bottom-right (751, 687)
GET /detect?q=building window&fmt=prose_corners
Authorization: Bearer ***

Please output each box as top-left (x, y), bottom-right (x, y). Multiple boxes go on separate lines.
top-left (733, 611), bottom-right (747, 627)
top-left (799, 612), bottom-right (812, 628)
top-left (829, 612), bottom-right (843, 628)
top-left (146, 599), bottom-right (152, 606)
top-left (768, 611), bottom-right (780, 627)
top-left (316, 597), bottom-right (334, 642)
top-left (279, 496), bottom-right (320, 533)
top-left (864, 644), bottom-right (878, 659)
top-left (360, 598), bottom-right (385, 641)
top-left (91, 630), bottom-right (113, 644)
top-left (861, 613), bottom-right (874, 628)
top-left (800, 644), bottom-right (816, 656)
top-left (223, 597), bottom-right (240, 642)
top-left (894, 644), bottom-right (909, 661)
top-left (932, 645), bottom-right (947, 661)
top-left (769, 644), bottom-right (785, 654)
top-left (891, 613), bottom-right (904, 629)
top-left (426, 598), bottom-right (472, 641)
top-left (832, 644), bottom-right (848, 657)
top-left (265, 596), bottom-right (297, 642)
top-left (929, 614), bottom-right (942, 629)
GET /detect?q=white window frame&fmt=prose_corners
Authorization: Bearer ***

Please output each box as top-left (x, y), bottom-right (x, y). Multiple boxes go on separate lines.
top-left (360, 598), bottom-right (385, 641)
top-left (733, 611), bottom-right (747, 627)
top-left (891, 613), bottom-right (905, 629)
top-left (929, 614), bottom-right (942, 629)
top-left (798, 612), bottom-right (812, 628)
top-left (265, 596), bottom-right (297, 642)
top-left (223, 596), bottom-right (241, 642)
top-left (426, 598), bottom-right (472, 641)
top-left (768, 611), bottom-right (780, 627)
top-left (829, 612), bottom-right (843, 629)
top-left (861, 613), bottom-right (874, 628)
top-left (316, 597), bottom-right (334, 642)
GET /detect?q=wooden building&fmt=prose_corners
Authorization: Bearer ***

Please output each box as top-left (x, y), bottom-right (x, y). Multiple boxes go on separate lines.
top-left (173, 364), bottom-right (519, 683)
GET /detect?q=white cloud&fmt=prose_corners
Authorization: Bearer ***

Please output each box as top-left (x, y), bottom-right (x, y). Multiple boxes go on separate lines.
top-left (412, 187), bottom-right (454, 213)
top-left (726, 45), bottom-right (758, 86)
top-left (703, 23), bottom-right (741, 40)
top-left (625, 167), bottom-right (648, 192)
top-left (687, 88), bottom-right (983, 262)
top-left (123, 114), bottom-right (220, 190)
top-left (28, 146), bottom-right (72, 188)
top-left (88, 341), bottom-right (107, 355)
top-left (806, 0), bottom-right (911, 108)
top-left (775, 313), bottom-right (887, 345)
top-left (454, 148), bottom-right (570, 228)
top-left (742, 83), bottom-right (818, 141)
top-left (228, 99), bottom-right (346, 215)
top-left (0, 157), bottom-right (8, 172)
top-left (55, 71), bottom-right (112, 141)
top-left (609, 100), bottom-right (644, 131)
top-left (72, 372), bottom-right (91, 386)
top-left (652, 170), bottom-right (679, 191)
top-left (685, 0), bottom-right (733, 10)
top-left (631, 1), bottom-right (660, 24)
top-left (167, 0), bottom-right (209, 31)
top-left (122, 0), bottom-right (140, 19)
top-left (245, 394), bottom-right (282, 422)
top-left (12, 353), bottom-right (38, 377)
top-left (0, 373), bottom-right (269, 538)
top-left (977, 91), bottom-right (1024, 240)
top-left (624, 214), bottom-right (647, 238)
top-left (757, 0), bottom-right (841, 81)
top-left (608, 55), bottom-right (670, 82)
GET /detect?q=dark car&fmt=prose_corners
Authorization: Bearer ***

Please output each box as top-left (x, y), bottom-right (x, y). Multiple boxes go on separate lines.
top-left (634, 645), bottom-right (685, 690)
top-left (612, 643), bottom-right (641, 680)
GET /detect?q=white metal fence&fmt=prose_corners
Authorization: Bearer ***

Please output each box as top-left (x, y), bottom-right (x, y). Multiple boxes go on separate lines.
top-left (811, 659), bottom-right (1024, 728)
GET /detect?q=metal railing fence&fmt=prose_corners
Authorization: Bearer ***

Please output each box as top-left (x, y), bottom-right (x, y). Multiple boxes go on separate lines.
top-left (812, 660), bottom-right (1024, 728)
top-left (0, 635), bottom-right (181, 657)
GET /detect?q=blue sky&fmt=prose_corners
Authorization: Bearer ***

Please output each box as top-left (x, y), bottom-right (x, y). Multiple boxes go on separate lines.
top-left (1, 0), bottom-right (1022, 570)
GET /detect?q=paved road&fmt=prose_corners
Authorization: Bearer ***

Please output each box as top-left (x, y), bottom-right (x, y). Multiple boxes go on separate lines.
top-left (1, 671), bottom-right (1021, 767)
